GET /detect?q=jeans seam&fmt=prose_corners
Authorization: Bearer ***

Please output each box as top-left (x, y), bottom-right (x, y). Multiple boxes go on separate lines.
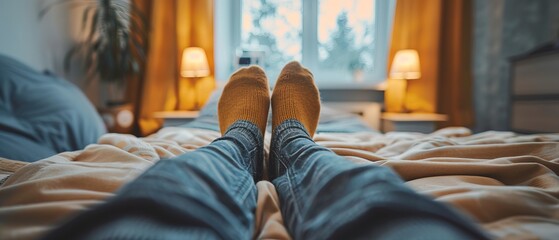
top-left (246, 147), bottom-right (257, 172)
top-left (238, 178), bottom-right (255, 203)
top-left (271, 119), bottom-right (311, 226)
top-left (285, 164), bottom-right (304, 223)
top-left (276, 138), bottom-right (305, 224)
top-left (274, 119), bottom-right (311, 144)
top-left (224, 120), bottom-right (263, 148)
top-left (272, 149), bottom-right (288, 174)
top-left (222, 120), bottom-right (264, 182)
top-left (271, 119), bottom-right (312, 174)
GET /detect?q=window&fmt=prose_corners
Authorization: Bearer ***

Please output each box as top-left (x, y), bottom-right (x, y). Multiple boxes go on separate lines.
top-left (215, 0), bottom-right (395, 87)
top-left (241, 0), bottom-right (302, 70)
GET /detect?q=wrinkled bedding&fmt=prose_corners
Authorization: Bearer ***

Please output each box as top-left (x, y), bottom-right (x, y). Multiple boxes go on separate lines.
top-left (1, 126), bottom-right (559, 240)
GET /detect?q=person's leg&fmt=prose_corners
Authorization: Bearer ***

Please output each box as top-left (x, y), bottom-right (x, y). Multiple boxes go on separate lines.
top-left (42, 66), bottom-right (270, 240)
top-left (269, 62), bottom-right (490, 240)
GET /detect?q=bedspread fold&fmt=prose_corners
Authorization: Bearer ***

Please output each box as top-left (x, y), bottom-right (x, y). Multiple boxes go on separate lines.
top-left (1, 127), bottom-right (559, 239)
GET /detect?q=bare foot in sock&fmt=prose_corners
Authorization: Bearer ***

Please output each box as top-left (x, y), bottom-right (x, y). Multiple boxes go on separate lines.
top-left (218, 66), bottom-right (270, 135)
top-left (272, 61), bottom-right (320, 137)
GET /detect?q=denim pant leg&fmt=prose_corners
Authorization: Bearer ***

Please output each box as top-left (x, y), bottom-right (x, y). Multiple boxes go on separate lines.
top-left (270, 119), bottom-right (490, 240)
top-left (42, 120), bottom-right (262, 240)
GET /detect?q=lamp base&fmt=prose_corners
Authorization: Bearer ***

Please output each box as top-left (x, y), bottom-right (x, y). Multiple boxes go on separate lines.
top-left (400, 78), bottom-right (410, 113)
top-left (398, 107), bottom-right (412, 113)
top-left (176, 77), bottom-right (201, 110)
top-left (189, 77), bottom-right (200, 110)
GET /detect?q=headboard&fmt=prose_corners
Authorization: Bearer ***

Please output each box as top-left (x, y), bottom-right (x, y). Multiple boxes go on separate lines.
top-left (509, 48), bottom-right (559, 133)
top-left (319, 87), bottom-right (384, 130)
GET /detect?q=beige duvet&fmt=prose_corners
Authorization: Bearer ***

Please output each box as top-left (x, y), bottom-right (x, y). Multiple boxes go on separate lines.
top-left (1, 127), bottom-right (558, 240)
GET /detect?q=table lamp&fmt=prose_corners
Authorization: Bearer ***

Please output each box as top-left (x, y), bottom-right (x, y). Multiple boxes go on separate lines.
top-left (178, 47), bottom-right (210, 110)
top-left (389, 49), bottom-right (421, 112)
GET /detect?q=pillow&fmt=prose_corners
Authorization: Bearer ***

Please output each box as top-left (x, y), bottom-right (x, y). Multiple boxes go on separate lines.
top-left (182, 87), bottom-right (374, 133)
top-left (0, 54), bottom-right (106, 162)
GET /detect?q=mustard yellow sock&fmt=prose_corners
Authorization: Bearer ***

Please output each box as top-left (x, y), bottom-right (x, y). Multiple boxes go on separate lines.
top-left (272, 61), bottom-right (320, 137)
top-left (218, 66), bottom-right (270, 135)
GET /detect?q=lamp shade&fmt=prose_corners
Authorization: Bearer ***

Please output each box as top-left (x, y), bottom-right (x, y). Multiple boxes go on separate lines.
top-left (389, 49), bottom-right (421, 80)
top-left (181, 47), bottom-right (210, 77)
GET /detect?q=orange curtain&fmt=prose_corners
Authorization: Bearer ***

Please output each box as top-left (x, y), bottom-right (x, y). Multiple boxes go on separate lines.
top-left (176, 0), bottom-right (216, 111)
top-left (438, 0), bottom-right (474, 128)
top-left (386, 0), bottom-right (442, 113)
top-left (386, 0), bottom-right (473, 128)
top-left (131, 0), bottom-right (215, 136)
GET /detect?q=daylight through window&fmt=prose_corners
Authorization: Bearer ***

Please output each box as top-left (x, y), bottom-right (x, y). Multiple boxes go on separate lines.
top-left (215, 0), bottom-right (395, 87)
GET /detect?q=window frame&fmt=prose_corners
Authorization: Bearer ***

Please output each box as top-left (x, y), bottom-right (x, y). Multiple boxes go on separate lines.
top-left (215, 0), bottom-right (395, 88)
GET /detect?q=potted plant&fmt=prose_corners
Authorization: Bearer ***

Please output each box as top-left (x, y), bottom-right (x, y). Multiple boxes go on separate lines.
top-left (41, 0), bottom-right (149, 132)
top-left (41, 0), bottom-right (148, 104)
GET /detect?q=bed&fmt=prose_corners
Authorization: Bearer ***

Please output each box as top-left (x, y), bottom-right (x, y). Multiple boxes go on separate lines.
top-left (1, 57), bottom-right (559, 240)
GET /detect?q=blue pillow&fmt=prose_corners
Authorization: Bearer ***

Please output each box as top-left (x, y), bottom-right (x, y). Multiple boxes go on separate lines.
top-left (0, 54), bottom-right (106, 162)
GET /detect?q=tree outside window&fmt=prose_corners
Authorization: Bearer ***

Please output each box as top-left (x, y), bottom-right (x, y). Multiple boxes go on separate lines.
top-left (235, 0), bottom-right (390, 86)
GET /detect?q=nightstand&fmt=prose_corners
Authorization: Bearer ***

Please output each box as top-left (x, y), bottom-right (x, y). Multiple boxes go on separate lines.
top-left (381, 113), bottom-right (448, 133)
top-left (154, 111), bottom-right (200, 127)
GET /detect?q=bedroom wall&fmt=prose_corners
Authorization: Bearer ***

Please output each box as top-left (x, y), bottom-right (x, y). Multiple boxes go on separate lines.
top-left (0, 0), bottom-right (102, 106)
top-left (0, 0), bottom-right (72, 74)
top-left (473, 0), bottom-right (559, 132)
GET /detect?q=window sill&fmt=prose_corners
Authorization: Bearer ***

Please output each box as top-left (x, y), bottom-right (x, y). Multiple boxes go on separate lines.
top-left (319, 87), bottom-right (384, 104)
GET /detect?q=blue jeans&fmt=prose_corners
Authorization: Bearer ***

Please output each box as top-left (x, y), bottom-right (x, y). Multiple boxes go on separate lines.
top-left (43, 120), bottom-right (489, 239)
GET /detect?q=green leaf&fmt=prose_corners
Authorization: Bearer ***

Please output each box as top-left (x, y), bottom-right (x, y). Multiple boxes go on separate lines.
top-left (81, 5), bottom-right (96, 31)
top-left (128, 16), bottom-right (148, 39)
top-left (124, 3), bottom-right (149, 29)
top-left (87, 10), bottom-right (100, 42)
top-left (63, 45), bottom-right (78, 73)
top-left (130, 35), bottom-right (146, 61)
top-left (84, 48), bottom-right (95, 72)
top-left (85, 60), bottom-right (98, 86)
top-left (92, 39), bottom-right (103, 51)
